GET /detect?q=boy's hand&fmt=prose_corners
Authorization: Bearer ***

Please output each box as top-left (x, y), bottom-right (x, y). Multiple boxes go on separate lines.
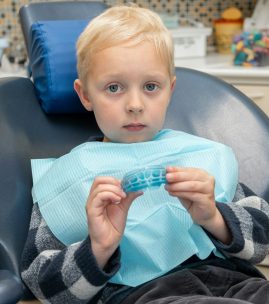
top-left (86, 176), bottom-right (142, 269)
top-left (165, 166), bottom-right (231, 244)
top-left (165, 166), bottom-right (216, 225)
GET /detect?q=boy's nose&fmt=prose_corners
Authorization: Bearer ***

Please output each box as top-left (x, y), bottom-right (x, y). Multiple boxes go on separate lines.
top-left (126, 92), bottom-right (144, 114)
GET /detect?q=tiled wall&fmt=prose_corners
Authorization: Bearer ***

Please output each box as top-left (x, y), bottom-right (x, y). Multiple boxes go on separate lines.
top-left (0, 0), bottom-right (257, 63)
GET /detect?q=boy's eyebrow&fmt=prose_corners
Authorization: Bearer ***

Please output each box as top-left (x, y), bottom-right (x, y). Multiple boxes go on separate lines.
top-left (98, 71), bottom-right (168, 80)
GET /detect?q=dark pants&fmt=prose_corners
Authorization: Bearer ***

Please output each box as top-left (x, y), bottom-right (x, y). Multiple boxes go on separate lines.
top-left (121, 265), bottom-right (269, 304)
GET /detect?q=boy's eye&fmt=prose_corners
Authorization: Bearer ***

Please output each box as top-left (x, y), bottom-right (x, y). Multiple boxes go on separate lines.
top-left (107, 84), bottom-right (120, 93)
top-left (144, 83), bottom-right (158, 92)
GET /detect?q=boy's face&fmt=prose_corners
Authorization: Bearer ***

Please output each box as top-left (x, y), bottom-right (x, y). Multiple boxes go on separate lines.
top-left (75, 41), bottom-right (176, 143)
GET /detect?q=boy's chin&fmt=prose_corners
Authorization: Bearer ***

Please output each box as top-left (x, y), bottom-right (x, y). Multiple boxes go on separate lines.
top-left (103, 133), bottom-right (156, 144)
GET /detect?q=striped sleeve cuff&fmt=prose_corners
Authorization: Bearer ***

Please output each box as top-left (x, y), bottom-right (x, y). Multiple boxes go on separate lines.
top-left (207, 202), bottom-right (245, 254)
top-left (74, 237), bottom-right (121, 286)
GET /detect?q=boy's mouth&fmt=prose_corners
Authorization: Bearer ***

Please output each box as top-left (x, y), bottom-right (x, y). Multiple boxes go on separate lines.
top-left (123, 123), bottom-right (146, 132)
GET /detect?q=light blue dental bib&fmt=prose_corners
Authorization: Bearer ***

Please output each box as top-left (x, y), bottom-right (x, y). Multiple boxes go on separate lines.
top-left (31, 129), bottom-right (238, 287)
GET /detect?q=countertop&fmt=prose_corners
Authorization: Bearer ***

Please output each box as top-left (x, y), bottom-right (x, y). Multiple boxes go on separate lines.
top-left (1, 53), bottom-right (269, 85)
top-left (175, 53), bottom-right (269, 85)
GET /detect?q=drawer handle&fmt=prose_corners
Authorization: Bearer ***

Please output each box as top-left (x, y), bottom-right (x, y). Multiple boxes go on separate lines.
top-left (248, 93), bottom-right (265, 100)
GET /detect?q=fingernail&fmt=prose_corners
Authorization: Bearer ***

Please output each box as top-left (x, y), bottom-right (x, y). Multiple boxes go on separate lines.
top-left (166, 173), bottom-right (172, 180)
top-left (134, 191), bottom-right (143, 196)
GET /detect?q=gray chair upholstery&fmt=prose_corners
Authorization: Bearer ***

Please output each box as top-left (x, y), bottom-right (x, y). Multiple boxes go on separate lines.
top-left (1, 1), bottom-right (107, 302)
top-left (166, 68), bottom-right (269, 200)
top-left (0, 76), bottom-right (101, 300)
top-left (0, 1), bottom-right (268, 303)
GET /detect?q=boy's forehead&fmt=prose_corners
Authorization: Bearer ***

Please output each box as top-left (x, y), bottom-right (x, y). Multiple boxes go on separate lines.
top-left (88, 42), bottom-right (169, 75)
top-left (89, 60), bottom-right (169, 80)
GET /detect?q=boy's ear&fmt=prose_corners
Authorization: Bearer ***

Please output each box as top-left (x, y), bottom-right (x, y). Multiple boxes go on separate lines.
top-left (170, 76), bottom-right (176, 93)
top-left (74, 79), bottom-right (93, 111)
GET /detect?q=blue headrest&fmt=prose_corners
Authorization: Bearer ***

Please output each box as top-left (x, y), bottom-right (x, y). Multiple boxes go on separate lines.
top-left (30, 20), bottom-right (89, 113)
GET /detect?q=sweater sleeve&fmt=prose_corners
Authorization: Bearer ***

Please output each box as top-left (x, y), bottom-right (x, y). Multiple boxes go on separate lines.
top-left (209, 183), bottom-right (269, 264)
top-left (21, 204), bottom-right (120, 304)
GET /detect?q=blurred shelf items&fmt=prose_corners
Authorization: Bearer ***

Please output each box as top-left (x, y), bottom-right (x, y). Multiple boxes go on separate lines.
top-left (213, 0), bottom-right (269, 67)
top-left (159, 13), bottom-right (212, 59)
top-left (232, 30), bottom-right (269, 67)
top-left (232, 0), bottom-right (269, 67)
top-left (214, 7), bottom-right (244, 54)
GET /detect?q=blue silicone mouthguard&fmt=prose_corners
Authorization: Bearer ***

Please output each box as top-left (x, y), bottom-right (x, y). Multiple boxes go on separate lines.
top-left (121, 166), bottom-right (167, 193)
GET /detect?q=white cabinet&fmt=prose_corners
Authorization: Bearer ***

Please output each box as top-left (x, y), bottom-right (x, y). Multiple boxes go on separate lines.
top-left (174, 53), bottom-right (269, 117)
top-left (233, 84), bottom-right (269, 117)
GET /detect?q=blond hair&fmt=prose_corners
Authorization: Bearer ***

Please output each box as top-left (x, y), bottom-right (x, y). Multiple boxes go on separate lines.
top-left (76, 5), bottom-right (174, 87)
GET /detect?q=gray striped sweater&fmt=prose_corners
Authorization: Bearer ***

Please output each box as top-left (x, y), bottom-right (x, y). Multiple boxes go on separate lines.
top-left (21, 183), bottom-right (269, 304)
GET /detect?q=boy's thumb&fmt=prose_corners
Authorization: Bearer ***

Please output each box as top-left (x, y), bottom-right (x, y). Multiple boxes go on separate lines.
top-left (122, 191), bottom-right (143, 211)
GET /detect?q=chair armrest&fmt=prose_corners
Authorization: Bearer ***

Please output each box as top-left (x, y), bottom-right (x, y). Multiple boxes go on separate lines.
top-left (0, 270), bottom-right (24, 304)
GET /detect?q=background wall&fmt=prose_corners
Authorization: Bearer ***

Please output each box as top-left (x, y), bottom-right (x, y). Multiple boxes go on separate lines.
top-left (0, 0), bottom-right (257, 64)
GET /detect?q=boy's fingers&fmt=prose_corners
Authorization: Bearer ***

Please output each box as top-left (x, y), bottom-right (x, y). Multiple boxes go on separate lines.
top-left (96, 192), bottom-right (123, 204)
top-left (121, 191), bottom-right (143, 211)
top-left (166, 168), bottom-right (213, 183)
top-left (166, 171), bottom-right (202, 183)
top-left (92, 176), bottom-right (121, 188)
top-left (165, 181), bottom-right (208, 193)
top-left (91, 183), bottom-right (126, 199)
top-left (166, 166), bottom-right (179, 172)
top-left (90, 176), bottom-right (124, 196)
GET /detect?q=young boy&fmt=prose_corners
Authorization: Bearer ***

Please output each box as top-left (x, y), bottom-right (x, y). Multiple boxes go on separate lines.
top-left (21, 5), bottom-right (269, 304)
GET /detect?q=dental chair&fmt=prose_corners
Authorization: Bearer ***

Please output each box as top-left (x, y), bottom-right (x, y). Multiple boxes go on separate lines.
top-left (0, 1), bottom-right (269, 303)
